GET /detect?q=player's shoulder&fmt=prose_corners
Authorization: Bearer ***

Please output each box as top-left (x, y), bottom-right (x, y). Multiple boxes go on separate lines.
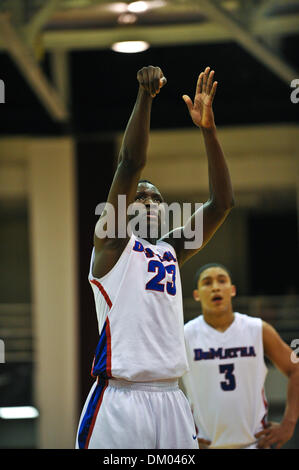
top-left (234, 312), bottom-right (263, 329)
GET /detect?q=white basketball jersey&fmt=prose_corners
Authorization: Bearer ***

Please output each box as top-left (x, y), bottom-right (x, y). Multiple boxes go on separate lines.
top-left (88, 233), bottom-right (189, 382)
top-left (182, 313), bottom-right (268, 449)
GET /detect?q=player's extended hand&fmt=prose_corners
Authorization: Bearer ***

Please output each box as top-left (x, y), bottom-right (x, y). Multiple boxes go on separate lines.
top-left (197, 438), bottom-right (211, 449)
top-left (137, 65), bottom-right (167, 98)
top-left (255, 420), bottom-right (295, 449)
top-left (183, 66), bottom-right (217, 129)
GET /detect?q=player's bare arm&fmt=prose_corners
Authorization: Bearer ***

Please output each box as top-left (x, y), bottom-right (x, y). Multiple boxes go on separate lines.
top-left (255, 321), bottom-right (299, 449)
top-left (163, 67), bottom-right (234, 266)
top-left (93, 66), bottom-right (166, 278)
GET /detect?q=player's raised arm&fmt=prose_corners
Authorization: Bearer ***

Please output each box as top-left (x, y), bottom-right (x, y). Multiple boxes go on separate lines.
top-left (93, 66), bottom-right (166, 277)
top-left (255, 321), bottom-right (299, 449)
top-left (167, 67), bottom-right (234, 266)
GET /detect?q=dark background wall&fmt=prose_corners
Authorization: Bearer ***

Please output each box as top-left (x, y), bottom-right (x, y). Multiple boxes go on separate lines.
top-left (1, 36), bottom-right (298, 136)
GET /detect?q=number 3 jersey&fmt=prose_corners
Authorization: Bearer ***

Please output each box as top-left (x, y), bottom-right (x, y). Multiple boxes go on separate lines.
top-left (182, 313), bottom-right (268, 449)
top-left (88, 233), bottom-right (189, 382)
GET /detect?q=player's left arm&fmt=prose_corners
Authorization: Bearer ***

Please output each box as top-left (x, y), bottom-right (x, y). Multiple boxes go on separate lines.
top-left (162, 67), bottom-right (235, 266)
top-left (255, 321), bottom-right (299, 449)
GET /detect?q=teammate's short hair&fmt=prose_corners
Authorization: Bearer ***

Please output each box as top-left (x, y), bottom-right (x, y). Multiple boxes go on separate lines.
top-left (194, 263), bottom-right (232, 288)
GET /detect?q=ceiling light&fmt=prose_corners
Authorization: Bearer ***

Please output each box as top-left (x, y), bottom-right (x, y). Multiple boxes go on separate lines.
top-left (104, 3), bottom-right (128, 14)
top-left (0, 406), bottom-right (39, 420)
top-left (117, 13), bottom-right (138, 24)
top-left (127, 1), bottom-right (149, 13)
top-left (105, 1), bottom-right (166, 14)
top-left (111, 41), bottom-right (150, 53)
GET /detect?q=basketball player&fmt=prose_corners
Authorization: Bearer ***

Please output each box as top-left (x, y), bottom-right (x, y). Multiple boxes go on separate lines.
top-left (182, 263), bottom-right (299, 449)
top-left (76, 65), bottom-right (234, 449)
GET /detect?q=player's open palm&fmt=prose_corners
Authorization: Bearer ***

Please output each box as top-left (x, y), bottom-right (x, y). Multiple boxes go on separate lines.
top-left (183, 66), bottom-right (217, 129)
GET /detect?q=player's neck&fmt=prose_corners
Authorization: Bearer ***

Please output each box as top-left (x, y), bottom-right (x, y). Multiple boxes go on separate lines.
top-left (146, 237), bottom-right (158, 245)
top-left (202, 309), bottom-right (235, 333)
top-left (138, 236), bottom-right (158, 245)
top-left (134, 231), bottom-right (159, 245)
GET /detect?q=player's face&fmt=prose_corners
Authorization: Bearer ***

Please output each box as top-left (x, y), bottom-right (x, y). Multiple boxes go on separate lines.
top-left (134, 182), bottom-right (164, 235)
top-left (193, 267), bottom-right (236, 314)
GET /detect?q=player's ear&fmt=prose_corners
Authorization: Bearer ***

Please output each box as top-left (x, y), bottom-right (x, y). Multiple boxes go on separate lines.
top-left (193, 289), bottom-right (200, 302)
top-left (231, 284), bottom-right (237, 298)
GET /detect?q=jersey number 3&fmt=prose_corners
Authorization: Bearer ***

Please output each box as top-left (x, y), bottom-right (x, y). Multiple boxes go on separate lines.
top-left (219, 363), bottom-right (236, 391)
top-left (146, 260), bottom-right (176, 295)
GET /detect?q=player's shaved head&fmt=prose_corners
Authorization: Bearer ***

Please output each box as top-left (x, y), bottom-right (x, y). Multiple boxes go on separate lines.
top-left (138, 179), bottom-right (155, 186)
top-left (135, 180), bottom-right (163, 203)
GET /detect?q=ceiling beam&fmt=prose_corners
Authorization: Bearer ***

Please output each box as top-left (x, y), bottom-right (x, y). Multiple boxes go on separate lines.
top-left (254, 0), bottom-right (280, 20)
top-left (0, 13), bottom-right (69, 122)
top-left (50, 49), bottom-right (70, 107)
top-left (24, 0), bottom-right (63, 45)
top-left (194, 0), bottom-right (298, 84)
top-left (0, 12), bottom-right (293, 52)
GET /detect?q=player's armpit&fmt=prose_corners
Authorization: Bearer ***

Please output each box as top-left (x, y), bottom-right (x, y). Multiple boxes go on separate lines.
top-left (164, 200), bottom-right (231, 267)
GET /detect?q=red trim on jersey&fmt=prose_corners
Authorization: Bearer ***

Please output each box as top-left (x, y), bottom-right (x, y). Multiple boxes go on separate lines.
top-left (90, 279), bottom-right (112, 309)
top-left (84, 378), bottom-right (108, 449)
top-left (261, 387), bottom-right (269, 429)
top-left (91, 357), bottom-right (95, 377)
top-left (105, 317), bottom-right (112, 377)
top-left (90, 279), bottom-right (112, 379)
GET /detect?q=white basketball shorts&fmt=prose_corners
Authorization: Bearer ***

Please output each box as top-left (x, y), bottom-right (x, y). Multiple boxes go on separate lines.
top-left (76, 378), bottom-right (199, 449)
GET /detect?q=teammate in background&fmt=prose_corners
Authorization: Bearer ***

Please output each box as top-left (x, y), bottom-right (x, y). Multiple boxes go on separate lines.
top-left (76, 66), bottom-right (234, 449)
top-left (182, 263), bottom-right (299, 449)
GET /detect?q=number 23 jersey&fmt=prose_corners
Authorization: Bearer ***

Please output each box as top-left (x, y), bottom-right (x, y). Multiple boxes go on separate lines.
top-left (182, 313), bottom-right (268, 448)
top-left (88, 233), bottom-right (189, 382)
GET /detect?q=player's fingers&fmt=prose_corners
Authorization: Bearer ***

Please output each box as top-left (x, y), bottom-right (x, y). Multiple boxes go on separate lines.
top-left (255, 429), bottom-right (268, 438)
top-left (210, 81), bottom-right (217, 102)
top-left (257, 433), bottom-right (277, 448)
top-left (206, 69), bottom-right (214, 94)
top-left (147, 66), bottom-right (156, 97)
top-left (153, 67), bottom-right (162, 95)
top-left (202, 66), bottom-right (210, 93)
top-left (266, 437), bottom-right (280, 448)
top-left (196, 72), bottom-right (204, 96)
top-left (137, 69), bottom-right (145, 89)
top-left (160, 76), bottom-right (167, 88)
top-left (138, 67), bottom-right (151, 95)
top-left (182, 94), bottom-right (193, 113)
top-left (257, 439), bottom-right (270, 449)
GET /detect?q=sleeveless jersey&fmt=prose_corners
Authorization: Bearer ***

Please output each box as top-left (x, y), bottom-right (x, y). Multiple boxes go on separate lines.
top-left (182, 313), bottom-right (268, 449)
top-left (88, 233), bottom-right (189, 382)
